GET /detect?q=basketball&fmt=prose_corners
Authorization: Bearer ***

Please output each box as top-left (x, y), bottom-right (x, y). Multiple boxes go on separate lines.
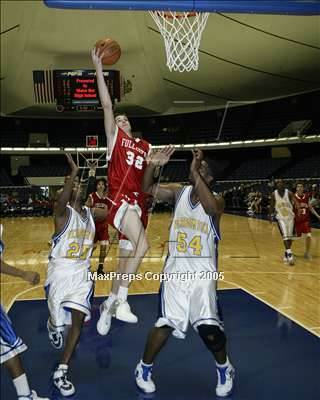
top-left (95, 38), bottom-right (121, 65)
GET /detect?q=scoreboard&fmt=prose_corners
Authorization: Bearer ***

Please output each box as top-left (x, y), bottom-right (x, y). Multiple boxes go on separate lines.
top-left (53, 70), bottom-right (121, 112)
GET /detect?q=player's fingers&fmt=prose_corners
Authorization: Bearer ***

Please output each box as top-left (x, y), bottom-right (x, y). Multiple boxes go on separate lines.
top-left (194, 149), bottom-right (201, 159)
top-left (167, 146), bottom-right (175, 157)
top-left (65, 153), bottom-right (72, 162)
top-left (92, 47), bottom-right (98, 59)
top-left (163, 145), bottom-right (174, 156)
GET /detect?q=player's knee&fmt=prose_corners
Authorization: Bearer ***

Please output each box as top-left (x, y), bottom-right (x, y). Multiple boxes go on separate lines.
top-left (71, 310), bottom-right (86, 327)
top-left (198, 324), bottom-right (226, 353)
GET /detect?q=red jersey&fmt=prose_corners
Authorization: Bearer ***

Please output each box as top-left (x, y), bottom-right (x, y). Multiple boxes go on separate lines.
top-left (294, 193), bottom-right (310, 223)
top-left (89, 191), bottom-right (109, 210)
top-left (107, 127), bottom-right (151, 200)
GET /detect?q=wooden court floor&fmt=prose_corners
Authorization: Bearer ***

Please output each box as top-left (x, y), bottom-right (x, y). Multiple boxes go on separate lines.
top-left (1, 213), bottom-right (319, 337)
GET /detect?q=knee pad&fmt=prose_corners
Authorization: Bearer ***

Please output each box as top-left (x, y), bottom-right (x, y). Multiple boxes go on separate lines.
top-left (198, 324), bottom-right (226, 353)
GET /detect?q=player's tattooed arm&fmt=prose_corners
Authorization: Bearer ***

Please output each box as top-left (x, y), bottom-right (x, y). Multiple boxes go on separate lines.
top-left (189, 150), bottom-right (224, 218)
top-left (143, 146), bottom-right (177, 204)
top-left (0, 258), bottom-right (40, 284)
top-left (91, 48), bottom-right (116, 144)
top-left (54, 153), bottom-right (79, 217)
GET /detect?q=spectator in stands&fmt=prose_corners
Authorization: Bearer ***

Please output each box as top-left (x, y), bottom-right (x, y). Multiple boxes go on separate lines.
top-left (231, 187), bottom-right (240, 208)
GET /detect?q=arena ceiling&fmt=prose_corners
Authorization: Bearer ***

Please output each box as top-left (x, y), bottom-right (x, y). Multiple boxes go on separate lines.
top-left (1, 0), bottom-right (320, 117)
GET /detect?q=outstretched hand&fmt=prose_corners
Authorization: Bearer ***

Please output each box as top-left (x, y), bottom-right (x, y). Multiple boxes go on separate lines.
top-left (91, 47), bottom-right (103, 69)
top-left (148, 145), bottom-right (175, 167)
top-left (65, 153), bottom-right (79, 177)
top-left (190, 149), bottom-right (204, 172)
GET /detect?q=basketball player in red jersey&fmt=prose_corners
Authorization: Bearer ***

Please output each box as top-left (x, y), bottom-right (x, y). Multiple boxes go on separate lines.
top-left (86, 178), bottom-right (109, 275)
top-left (294, 183), bottom-right (320, 260)
top-left (92, 48), bottom-right (152, 333)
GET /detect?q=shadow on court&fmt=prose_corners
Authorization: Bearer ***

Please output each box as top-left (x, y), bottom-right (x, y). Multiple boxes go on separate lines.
top-left (1, 290), bottom-right (319, 400)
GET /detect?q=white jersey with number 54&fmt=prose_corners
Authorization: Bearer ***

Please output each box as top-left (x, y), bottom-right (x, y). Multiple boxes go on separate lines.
top-left (165, 186), bottom-right (221, 274)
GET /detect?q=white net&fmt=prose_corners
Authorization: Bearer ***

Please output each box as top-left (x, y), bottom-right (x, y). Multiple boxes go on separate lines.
top-left (149, 11), bottom-right (209, 72)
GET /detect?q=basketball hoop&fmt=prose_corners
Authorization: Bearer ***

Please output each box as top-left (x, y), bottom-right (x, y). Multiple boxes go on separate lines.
top-left (149, 10), bottom-right (209, 72)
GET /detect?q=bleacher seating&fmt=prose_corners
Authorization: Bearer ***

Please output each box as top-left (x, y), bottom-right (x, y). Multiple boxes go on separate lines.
top-left (279, 155), bottom-right (320, 178)
top-left (19, 165), bottom-right (68, 177)
top-left (226, 158), bottom-right (290, 180)
top-left (0, 169), bottom-right (14, 186)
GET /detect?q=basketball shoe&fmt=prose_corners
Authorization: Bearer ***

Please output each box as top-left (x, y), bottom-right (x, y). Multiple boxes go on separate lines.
top-left (53, 364), bottom-right (75, 396)
top-left (304, 252), bottom-right (312, 261)
top-left (135, 361), bottom-right (156, 393)
top-left (19, 391), bottom-right (49, 400)
top-left (216, 363), bottom-right (235, 397)
top-left (97, 300), bottom-right (114, 336)
top-left (47, 319), bottom-right (63, 349)
top-left (115, 300), bottom-right (138, 323)
top-left (286, 251), bottom-right (295, 265)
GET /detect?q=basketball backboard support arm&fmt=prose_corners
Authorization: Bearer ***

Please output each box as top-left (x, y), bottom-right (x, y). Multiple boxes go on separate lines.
top-left (44, 1), bottom-right (320, 15)
top-left (76, 151), bottom-right (107, 170)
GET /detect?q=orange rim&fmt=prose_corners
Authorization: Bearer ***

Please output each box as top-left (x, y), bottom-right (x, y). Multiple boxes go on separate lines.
top-left (159, 11), bottom-right (197, 19)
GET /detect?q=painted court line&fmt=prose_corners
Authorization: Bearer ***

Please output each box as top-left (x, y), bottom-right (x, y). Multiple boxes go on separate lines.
top-left (240, 286), bottom-right (320, 338)
top-left (6, 278), bottom-right (319, 338)
top-left (221, 279), bottom-right (319, 338)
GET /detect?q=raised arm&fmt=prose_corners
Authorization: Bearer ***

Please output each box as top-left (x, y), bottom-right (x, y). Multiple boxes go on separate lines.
top-left (189, 150), bottom-right (224, 219)
top-left (91, 48), bottom-right (116, 145)
top-left (142, 146), bottom-right (177, 204)
top-left (54, 154), bottom-right (79, 217)
top-left (85, 161), bottom-right (97, 205)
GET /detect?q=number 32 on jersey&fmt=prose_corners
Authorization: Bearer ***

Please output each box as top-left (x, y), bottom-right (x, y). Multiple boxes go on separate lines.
top-left (126, 151), bottom-right (144, 170)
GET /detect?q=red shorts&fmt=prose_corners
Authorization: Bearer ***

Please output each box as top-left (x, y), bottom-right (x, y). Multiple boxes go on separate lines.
top-left (94, 221), bottom-right (109, 244)
top-left (295, 220), bottom-right (311, 237)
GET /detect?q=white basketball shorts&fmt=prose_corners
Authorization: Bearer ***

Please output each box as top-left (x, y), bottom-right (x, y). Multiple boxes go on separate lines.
top-left (45, 266), bottom-right (94, 332)
top-left (277, 217), bottom-right (294, 241)
top-left (156, 277), bottom-right (224, 339)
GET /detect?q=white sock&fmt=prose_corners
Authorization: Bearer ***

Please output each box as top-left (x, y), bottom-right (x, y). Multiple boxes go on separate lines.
top-left (286, 249), bottom-right (292, 255)
top-left (13, 373), bottom-right (30, 397)
top-left (57, 363), bottom-right (68, 371)
top-left (216, 357), bottom-right (230, 369)
top-left (105, 292), bottom-right (117, 308)
top-left (141, 360), bottom-right (153, 367)
top-left (118, 286), bottom-right (128, 302)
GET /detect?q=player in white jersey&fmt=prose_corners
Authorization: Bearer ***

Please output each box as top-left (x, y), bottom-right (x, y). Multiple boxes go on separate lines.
top-left (135, 148), bottom-right (235, 398)
top-left (45, 154), bottom-right (107, 397)
top-left (269, 180), bottom-right (297, 265)
top-left (0, 226), bottom-right (49, 400)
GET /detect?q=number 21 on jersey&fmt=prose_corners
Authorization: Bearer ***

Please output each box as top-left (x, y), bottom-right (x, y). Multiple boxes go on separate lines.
top-left (66, 242), bottom-right (91, 260)
top-left (126, 151), bottom-right (144, 170)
